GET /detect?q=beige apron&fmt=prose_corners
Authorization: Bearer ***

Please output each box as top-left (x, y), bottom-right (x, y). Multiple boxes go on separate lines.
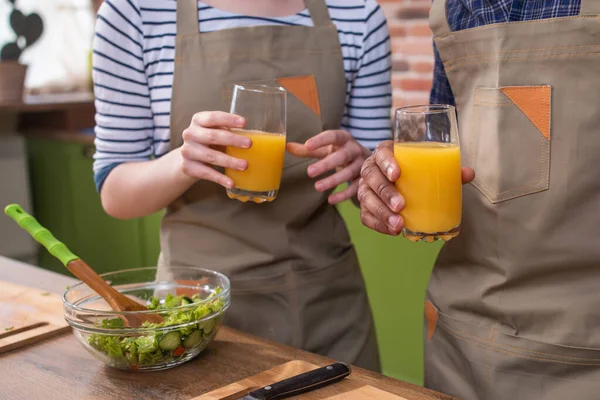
top-left (160, 0), bottom-right (380, 371)
top-left (423, 1), bottom-right (600, 398)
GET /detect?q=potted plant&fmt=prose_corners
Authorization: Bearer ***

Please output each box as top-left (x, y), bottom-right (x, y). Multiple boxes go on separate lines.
top-left (0, 0), bottom-right (43, 103)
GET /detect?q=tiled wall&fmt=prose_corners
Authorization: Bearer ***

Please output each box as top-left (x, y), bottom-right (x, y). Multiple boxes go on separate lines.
top-left (380, 0), bottom-right (434, 109)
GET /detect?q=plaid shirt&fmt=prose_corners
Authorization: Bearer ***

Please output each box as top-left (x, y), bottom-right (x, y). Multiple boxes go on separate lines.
top-left (430, 0), bottom-right (582, 105)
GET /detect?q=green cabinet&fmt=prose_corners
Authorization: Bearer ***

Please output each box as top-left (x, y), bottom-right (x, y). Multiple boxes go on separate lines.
top-left (26, 137), bottom-right (162, 276)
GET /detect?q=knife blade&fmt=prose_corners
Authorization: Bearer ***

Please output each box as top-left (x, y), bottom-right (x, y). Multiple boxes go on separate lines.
top-left (236, 362), bottom-right (351, 400)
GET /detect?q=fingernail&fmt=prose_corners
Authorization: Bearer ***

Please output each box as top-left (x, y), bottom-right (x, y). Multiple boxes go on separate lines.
top-left (315, 180), bottom-right (327, 191)
top-left (388, 215), bottom-right (400, 228)
top-left (236, 117), bottom-right (245, 126)
top-left (390, 196), bottom-right (403, 210)
top-left (386, 165), bottom-right (394, 180)
top-left (237, 162), bottom-right (247, 171)
top-left (243, 140), bottom-right (251, 148)
top-left (225, 180), bottom-right (234, 188)
top-left (307, 166), bottom-right (316, 177)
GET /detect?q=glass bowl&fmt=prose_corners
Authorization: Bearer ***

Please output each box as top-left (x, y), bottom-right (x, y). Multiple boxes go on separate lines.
top-left (62, 266), bottom-right (230, 371)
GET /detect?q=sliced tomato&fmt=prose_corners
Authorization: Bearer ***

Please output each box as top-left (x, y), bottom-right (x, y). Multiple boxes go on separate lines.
top-left (173, 346), bottom-right (185, 357)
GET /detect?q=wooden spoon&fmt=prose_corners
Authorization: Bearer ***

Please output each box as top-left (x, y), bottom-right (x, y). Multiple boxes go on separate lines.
top-left (4, 204), bottom-right (162, 328)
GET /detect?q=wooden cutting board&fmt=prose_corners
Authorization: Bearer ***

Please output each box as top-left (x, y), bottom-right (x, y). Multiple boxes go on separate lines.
top-left (193, 360), bottom-right (407, 400)
top-left (0, 280), bottom-right (70, 354)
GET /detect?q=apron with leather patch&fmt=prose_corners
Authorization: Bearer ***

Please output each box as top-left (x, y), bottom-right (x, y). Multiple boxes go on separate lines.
top-left (425, 1), bottom-right (600, 398)
top-left (160, 0), bottom-right (380, 371)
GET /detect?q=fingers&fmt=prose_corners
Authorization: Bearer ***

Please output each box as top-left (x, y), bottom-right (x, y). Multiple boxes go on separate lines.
top-left (360, 156), bottom-right (404, 213)
top-left (180, 158), bottom-right (234, 189)
top-left (178, 111), bottom-right (251, 188)
top-left (357, 178), bottom-right (403, 234)
top-left (192, 111), bottom-right (245, 129)
top-left (304, 130), bottom-right (350, 151)
top-left (307, 141), bottom-right (362, 178)
top-left (314, 158), bottom-right (362, 193)
top-left (360, 205), bottom-right (400, 236)
top-left (183, 126), bottom-right (252, 149)
top-left (328, 179), bottom-right (359, 205)
top-left (462, 167), bottom-right (475, 184)
top-left (372, 140), bottom-right (399, 182)
top-left (286, 142), bottom-right (330, 159)
top-left (181, 140), bottom-right (247, 171)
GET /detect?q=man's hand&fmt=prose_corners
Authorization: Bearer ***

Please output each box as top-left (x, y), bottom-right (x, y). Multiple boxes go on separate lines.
top-left (358, 140), bottom-right (475, 235)
top-left (287, 130), bottom-right (371, 205)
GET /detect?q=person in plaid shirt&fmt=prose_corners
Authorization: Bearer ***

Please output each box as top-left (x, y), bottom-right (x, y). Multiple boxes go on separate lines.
top-left (432, 0), bottom-right (582, 105)
top-left (359, 1), bottom-right (600, 399)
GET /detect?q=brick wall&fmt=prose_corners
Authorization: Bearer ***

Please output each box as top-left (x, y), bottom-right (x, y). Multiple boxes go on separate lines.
top-left (380, 0), bottom-right (434, 109)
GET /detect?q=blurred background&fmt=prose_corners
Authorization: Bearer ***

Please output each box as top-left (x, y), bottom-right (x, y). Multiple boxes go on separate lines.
top-left (0, 0), bottom-right (440, 387)
top-left (0, 0), bottom-right (98, 93)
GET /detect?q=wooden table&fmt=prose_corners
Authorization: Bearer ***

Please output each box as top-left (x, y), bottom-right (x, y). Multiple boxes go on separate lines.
top-left (0, 256), bottom-right (453, 400)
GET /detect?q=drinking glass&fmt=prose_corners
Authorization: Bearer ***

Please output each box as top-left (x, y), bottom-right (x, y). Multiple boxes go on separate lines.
top-left (225, 84), bottom-right (287, 203)
top-left (393, 105), bottom-right (462, 242)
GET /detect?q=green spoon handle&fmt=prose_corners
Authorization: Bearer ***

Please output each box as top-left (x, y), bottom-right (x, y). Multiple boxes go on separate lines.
top-left (4, 204), bottom-right (79, 266)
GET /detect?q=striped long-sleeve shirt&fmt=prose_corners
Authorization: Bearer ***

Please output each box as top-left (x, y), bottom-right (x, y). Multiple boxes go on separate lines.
top-left (430, 0), bottom-right (582, 106)
top-left (92, 0), bottom-right (392, 192)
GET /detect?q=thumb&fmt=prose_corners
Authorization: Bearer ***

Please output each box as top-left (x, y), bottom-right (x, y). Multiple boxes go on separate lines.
top-left (461, 167), bottom-right (475, 184)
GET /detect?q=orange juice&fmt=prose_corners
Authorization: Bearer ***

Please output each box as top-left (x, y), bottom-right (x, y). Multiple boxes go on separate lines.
top-left (225, 129), bottom-right (286, 193)
top-left (394, 142), bottom-right (462, 239)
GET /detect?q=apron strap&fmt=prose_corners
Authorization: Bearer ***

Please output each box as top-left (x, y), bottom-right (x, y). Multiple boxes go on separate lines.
top-left (177, 0), bottom-right (200, 36)
top-left (429, 0), bottom-right (451, 37)
top-left (580, 0), bottom-right (600, 15)
top-left (304, 0), bottom-right (334, 27)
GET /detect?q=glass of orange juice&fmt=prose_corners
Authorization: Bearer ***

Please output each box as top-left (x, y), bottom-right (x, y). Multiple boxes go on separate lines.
top-left (225, 84), bottom-right (287, 203)
top-left (393, 105), bottom-right (462, 242)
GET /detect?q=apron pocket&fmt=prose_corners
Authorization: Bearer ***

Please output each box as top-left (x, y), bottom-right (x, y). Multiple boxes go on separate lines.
top-left (468, 85), bottom-right (551, 203)
top-left (224, 267), bottom-right (299, 346)
top-left (292, 248), bottom-right (379, 370)
top-left (427, 302), bottom-right (600, 400)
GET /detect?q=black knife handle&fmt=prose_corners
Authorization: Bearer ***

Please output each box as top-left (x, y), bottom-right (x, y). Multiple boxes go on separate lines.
top-left (248, 362), bottom-right (351, 400)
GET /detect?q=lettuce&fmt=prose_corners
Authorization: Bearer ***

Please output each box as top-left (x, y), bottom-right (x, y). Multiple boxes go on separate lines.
top-left (88, 334), bottom-right (124, 360)
top-left (87, 290), bottom-right (225, 369)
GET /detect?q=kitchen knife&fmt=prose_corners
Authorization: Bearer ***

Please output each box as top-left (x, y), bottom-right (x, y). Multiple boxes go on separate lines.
top-left (235, 362), bottom-right (351, 400)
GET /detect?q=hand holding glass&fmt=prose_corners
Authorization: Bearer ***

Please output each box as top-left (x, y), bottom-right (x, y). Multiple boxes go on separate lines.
top-left (393, 105), bottom-right (462, 242)
top-left (225, 84), bottom-right (287, 203)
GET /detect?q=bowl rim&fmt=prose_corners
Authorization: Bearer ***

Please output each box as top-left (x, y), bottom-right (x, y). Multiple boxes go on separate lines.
top-left (62, 266), bottom-right (231, 316)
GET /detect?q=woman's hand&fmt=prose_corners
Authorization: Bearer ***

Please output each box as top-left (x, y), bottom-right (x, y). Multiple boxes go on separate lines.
top-left (180, 111), bottom-right (251, 188)
top-left (358, 140), bottom-right (476, 235)
top-left (287, 130), bottom-right (371, 205)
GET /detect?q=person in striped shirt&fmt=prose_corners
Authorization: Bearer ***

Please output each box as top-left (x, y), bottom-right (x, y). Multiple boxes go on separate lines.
top-left (92, 0), bottom-right (391, 194)
top-left (91, 0), bottom-right (391, 371)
